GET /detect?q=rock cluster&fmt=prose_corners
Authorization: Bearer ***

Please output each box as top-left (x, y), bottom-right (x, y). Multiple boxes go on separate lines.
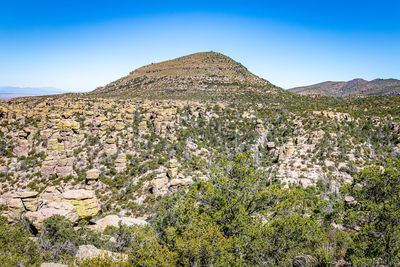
top-left (62, 189), bottom-right (100, 219)
top-left (0, 188), bottom-right (100, 230)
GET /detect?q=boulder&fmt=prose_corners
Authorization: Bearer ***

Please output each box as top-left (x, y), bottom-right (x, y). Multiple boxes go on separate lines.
top-left (86, 169), bottom-right (100, 180)
top-left (150, 177), bottom-right (169, 196)
top-left (335, 260), bottom-right (351, 267)
top-left (41, 263), bottom-right (68, 267)
top-left (56, 165), bottom-right (74, 178)
top-left (40, 186), bottom-right (63, 202)
top-left (292, 255), bottom-right (317, 267)
top-left (169, 178), bottom-right (193, 187)
top-left (167, 159), bottom-right (178, 179)
top-left (255, 119), bottom-right (264, 135)
top-left (94, 215), bottom-right (147, 232)
top-left (63, 189), bottom-right (95, 200)
top-left (106, 137), bottom-right (115, 144)
top-left (25, 201), bottom-right (79, 230)
top-left (115, 154), bottom-right (126, 164)
top-left (63, 189), bottom-right (100, 219)
top-left (169, 178), bottom-right (194, 192)
top-left (2, 197), bottom-right (24, 220)
top-left (14, 139), bottom-right (29, 157)
top-left (138, 121), bottom-right (148, 135)
top-left (115, 122), bottom-right (124, 131)
top-left (344, 195), bottom-right (357, 205)
top-left (22, 198), bottom-right (39, 212)
top-left (5, 197), bottom-right (24, 210)
top-left (14, 191), bottom-right (39, 198)
top-left (105, 145), bottom-right (117, 156)
top-left (279, 141), bottom-right (295, 160)
top-left (167, 168), bottom-right (177, 179)
top-left (267, 142), bottom-right (275, 149)
top-left (75, 245), bottom-right (127, 262)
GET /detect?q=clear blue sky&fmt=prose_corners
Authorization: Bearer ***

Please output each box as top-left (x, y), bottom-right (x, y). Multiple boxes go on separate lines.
top-left (0, 0), bottom-right (399, 91)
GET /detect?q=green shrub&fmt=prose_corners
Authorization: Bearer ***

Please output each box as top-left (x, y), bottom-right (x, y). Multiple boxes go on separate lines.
top-left (0, 216), bottom-right (42, 266)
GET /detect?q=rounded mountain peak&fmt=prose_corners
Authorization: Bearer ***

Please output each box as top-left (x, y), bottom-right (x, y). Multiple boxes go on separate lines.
top-left (128, 51), bottom-right (255, 79)
top-left (92, 51), bottom-right (281, 99)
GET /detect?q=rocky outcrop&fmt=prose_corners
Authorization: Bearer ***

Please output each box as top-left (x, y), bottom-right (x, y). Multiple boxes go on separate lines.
top-left (149, 171), bottom-right (194, 196)
top-left (26, 201), bottom-right (79, 230)
top-left (150, 175), bottom-right (169, 196)
top-left (167, 159), bottom-right (178, 179)
top-left (0, 188), bottom-right (99, 230)
top-left (62, 189), bottom-right (100, 220)
top-left (169, 178), bottom-right (194, 192)
top-left (279, 140), bottom-right (295, 160)
top-left (115, 153), bottom-right (127, 172)
top-left (93, 215), bottom-right (148, 232)
top-left (75, 245), bottom-right (128, 262)
top-left (86, 169), bottom-right (100, 184)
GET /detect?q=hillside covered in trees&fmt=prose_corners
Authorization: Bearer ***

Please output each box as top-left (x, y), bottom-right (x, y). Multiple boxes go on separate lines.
top-left (0, 52), bottom-right (399, 266)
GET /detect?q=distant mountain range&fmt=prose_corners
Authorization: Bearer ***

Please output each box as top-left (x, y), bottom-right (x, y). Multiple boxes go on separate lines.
top-left (288, 78), bottom-right (400, 97)
top-left (0, 86), bottom-right (66, 100)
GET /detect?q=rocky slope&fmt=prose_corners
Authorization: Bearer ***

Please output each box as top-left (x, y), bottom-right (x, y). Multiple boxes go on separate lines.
top-left (0, 52), bottom-right (399, 234)
top-left (91, 51), bottom-right (284, 100)
top-left (289, 78), bottom-right (400, 97)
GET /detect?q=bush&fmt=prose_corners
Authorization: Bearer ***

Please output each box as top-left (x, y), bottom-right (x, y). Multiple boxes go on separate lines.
top-left (0, 216), bottom-right (42, 266)
top-left (39, 215), bottom-right (105, 263)
top-left (343, 159), bottom-right (400, 266)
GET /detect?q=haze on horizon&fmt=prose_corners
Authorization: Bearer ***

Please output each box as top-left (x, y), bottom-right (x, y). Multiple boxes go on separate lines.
top-left (0, 0), bottom-right (399, 93)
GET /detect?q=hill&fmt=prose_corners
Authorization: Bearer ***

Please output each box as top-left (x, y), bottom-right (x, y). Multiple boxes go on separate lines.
top-left (91, 51), bottom-right (284, 100)
top-left (0, 52), bottom-right (400, 265)
top-left (289, 78), bottom-right (400, 97)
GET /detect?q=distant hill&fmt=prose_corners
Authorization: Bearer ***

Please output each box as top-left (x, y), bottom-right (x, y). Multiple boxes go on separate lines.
top-left (0, 86), bottom-right (66, 100)
top-left (289, 78), bottom-right (400, 97)
top-left (91, 51), bottom-right (285, 100)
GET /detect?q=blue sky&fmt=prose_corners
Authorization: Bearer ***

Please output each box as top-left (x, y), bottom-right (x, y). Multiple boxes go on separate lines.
top-left (0, 0), bottom-right (399, 92)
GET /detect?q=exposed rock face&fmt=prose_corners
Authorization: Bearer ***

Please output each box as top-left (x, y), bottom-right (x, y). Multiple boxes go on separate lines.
top-left (86, 169), bottom-right (100, 181)
top-left (105, 137), bottom-right (117, 156)
top-left (26, 201), bottom-right (79, 230)
top-left (75, 245), bottom-right (127, 262)
top-left (1, 195), bottom-right (24, 221)
top-left (255, 119), bottom-right (264, 135)
top-left (150, 176), bottom-right (169, 196)
top-left (0, 188), bottom-right (99, 230)
top-left (41, 186), bottom-right (63, 202)
top-left (279, 140), bottom-right (295, 160)
top-left (62, 189), bottom-right (100, 219)
top-left (115, 153), bottom-right (127, 172)
top-left (0, 75), bottom-right (398, 224)
top-left (93, 215), bottom-right (148, 232)
top-left (14, 138), bottom-right (29, 157)
top-left (167, 158), bottom-right (178, 179)
top-left (169, 178), bottom-right (194, 192)
top-left (14, 191), bottom-right (38, 198)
